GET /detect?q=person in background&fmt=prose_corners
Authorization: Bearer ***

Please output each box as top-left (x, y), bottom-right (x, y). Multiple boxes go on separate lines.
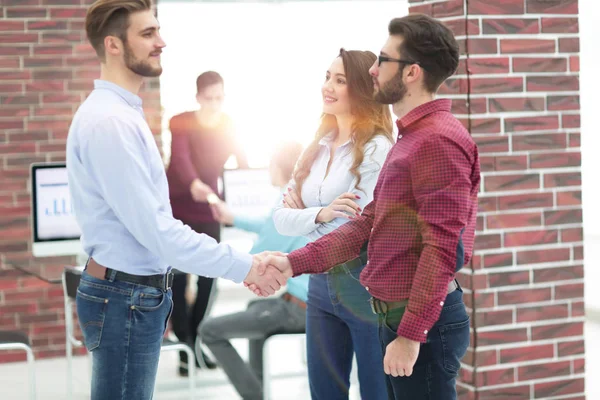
top-left (166, 70), bottom-right (249, 375)
top-left (199, 141), bottom-right (308, 400)
top-left (272, 49), bottom-right (394, 399)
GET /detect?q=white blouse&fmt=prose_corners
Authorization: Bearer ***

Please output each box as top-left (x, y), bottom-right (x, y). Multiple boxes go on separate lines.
top-left (273, 133), bottom-right (393, 242)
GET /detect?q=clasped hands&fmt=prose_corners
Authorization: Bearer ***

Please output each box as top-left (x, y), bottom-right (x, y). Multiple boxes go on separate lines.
top-left (243, 251), bottom-right (293, 297)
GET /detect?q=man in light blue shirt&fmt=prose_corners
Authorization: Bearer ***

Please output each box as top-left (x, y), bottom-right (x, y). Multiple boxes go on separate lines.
top-left (67, 2), bottom-right (284, 399)
top-left (199, 142), bottom-right (309, 400)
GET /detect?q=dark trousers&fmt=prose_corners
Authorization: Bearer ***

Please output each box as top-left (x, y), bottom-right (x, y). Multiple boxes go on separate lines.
top-left (378, 289), bottom-right (470, 400)
top-left (170, 221), bottom-right (220, 361)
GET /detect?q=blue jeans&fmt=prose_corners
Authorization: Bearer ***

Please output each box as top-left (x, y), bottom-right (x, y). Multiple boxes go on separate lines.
top-left (306, 264), bottom-right (388, 400)
top-left (76, 271), bottom-right (173, 400)
top-left (378, 289), bottom-right (470, 400)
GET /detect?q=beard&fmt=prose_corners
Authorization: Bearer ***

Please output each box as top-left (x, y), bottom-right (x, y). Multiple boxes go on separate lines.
top-left (374, 69), bottom-right (407, 105)
top-left (123, 42), bottom-right (162, 78)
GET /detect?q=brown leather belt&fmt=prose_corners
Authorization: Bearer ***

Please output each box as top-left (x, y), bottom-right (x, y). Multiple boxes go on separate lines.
top-left (369, 279), bottom-right (460, 315)
top-left (282, 292), bottom-right (307, 310)
top-left (85, 258), bottom-right (174, 291)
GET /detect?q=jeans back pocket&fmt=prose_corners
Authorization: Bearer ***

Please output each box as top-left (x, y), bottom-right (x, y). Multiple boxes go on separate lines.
top-left (439, 318), bottom-right (470, 374)
top-left (76, 289), bottom-right (108, 352)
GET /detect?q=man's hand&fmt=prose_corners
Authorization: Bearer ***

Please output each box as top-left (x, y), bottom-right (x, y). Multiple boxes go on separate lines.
top-left (315, 192), bottom-right (361, 223)
top-left (283, 187), bottom-right (305, 209)
top-left (383, 335), bottom-right (420, 377)
top-left (210, 200), bottom-right (234, 225)
top-left (243, 253), bottom-right (288, 297)
top-left (245, 253), bottom-right (293, 296)
top-left (190, 178), bottom-right (214, 203)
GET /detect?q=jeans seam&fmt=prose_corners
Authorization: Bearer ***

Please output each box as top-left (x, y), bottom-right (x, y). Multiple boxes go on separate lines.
top-left (80, 279), bottom-right (133, 296)
top-left (122, 295), bottom-right (133, 399)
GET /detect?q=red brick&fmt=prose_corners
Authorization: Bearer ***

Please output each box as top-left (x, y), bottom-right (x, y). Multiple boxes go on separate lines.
top-left (498, 287), bottom-right (552, 305)
top-left (485, 174), bottom-right (540, 192)
top-left (561, 227), bottom-right (583, 242)
top-left (49, 8), bottom-right (87, 18)
top-left (541, 17), bottom-right (579, 33)
top-left (474, 291), bottom-right (496, 308)
top-left (459, 38), bottom-right (501, 55)
top-left (501, 39), bottom-right (555, 54)
top-left (0, 120), bottom-right (24, 130)
top-left (517, 304), bottom-right (569, 322)
top-left (0, 352), bottom-right (28, 363)
top-left (488, 271), bottom-right (530, 288)
top-left (38, 142), bottom-right (67, 153)
top-left (487, 212), bottom-right (542, 230)
top-left (0, 58), bottom-right (21, 70)
top-left (555, 283), bottom-right (583, 300)
top-left (527, 0), bottom-right (578, 13)
top-left (574, 245), bottom-right (583, 260)
top-left (558, 340), bottom-right (584, 357)
top-left (6, 7), bottom-right (47, 18)
top-left (0, 83), bottom-right (23, 93)
top-left (482, 18), bottom-right (539, 34)
top-left (468, 0), bottom-right (524, 14)
top-left (573, 301), bottom-right (584, 317)
top-left (0, 45), bottom-right (30, 56)
top-left (23, 57), bottom-right (64, 68)
top-left (67, 80), bottom-right (94, 92)
top-left (498, 193), bottom-right (553, 211)
top-left (527, 76), bottom-right (579, 92)
top-left (505, 229), bottom-right (558, 247)
top-left (42, 94), bottom-right (81, 104)
top-left (6, 155), bottom-right (46, 167)
top-left (462, 118), bottom-right (501, 134)
top-left (473, 136), bottom-right (509, 153)
top-left (0, 143), bottom-right (37, 155)
top-left (573, 358), bottom-right (585, 374)
top-left (530, 152), bottom-right (580, 169)
top-left (0, 94), bottom-right (40, 106)
top-left (548, 95), bottom-right (579, 111)
top-left (557, 189), bottom-right (580, 207)
top-left (451, 98), bottom-right (487, 115)
top-left (517, 247), bottom-right (571, 265)
top-left (513, 57), bottom-right (567, 73)
top-left (544, 172), bottom-right (580, 188)
top-left (534, 378), bottom-right (584, 398)
top-left (432, 0), bottom-right (464, 18)
top-left (34, 107), bottom-right (74, 118)
top-left (505, 116), bottom-right (559, 133)
top-left (518, 360), bottom-right (571, 381)
top-left (444, 19), bottom-right (480, 37)
top-left (478, 328), bottom-right (528, 346)
top-left (478, 196), bottom-right (497, 212)
top-left (569, 133), bottom-right (580, 147)
top-left (0, 33), bottom-right (39, 44)
top-left (476, 367), bottom-right (515, 386)
top-left (461, 58), bottom-right (510, 75)
top-left (500, 344), bottom-right (554, 364)
top-left (0, 71), bottom-right (31, 81)
top-left (534, 268), bottom-right (579, 293)
top-left (27, 119), bottom-right (70, 132)
top-left (532, 321), bottom-right (583, 341)
top-left (475, 309), bottom-right (514, 327)
top-left (544, 209), bottom-right (582, 225)
top-left (32, 70), bottom-right (73, 80)
top-left (41, 32), bottom-right (83, 44)
top-left (0, 21), bottom-right (26, 31)
top-left (471, 77), bottom-right (523, 94)
top-left (33, 45), bottom-right (73, 56)
top-left (563, 114), bottom-right (580, 128)
top-left (27, 20), bottom-right (68, 30)
top-left (512, 133), bottom-right (566, 151)
top-left (559, 38), bottom-right (580, 53)
top-left (478, 385), bottom-right (531, 399)
top-left (489, 97), bottom-right (544, 113)
top-left (495, 155), bottom-right (528, 171)
top-left (2, 0), bottom-right (40, 4)
top-left (64, 55), bottom-right (99, 67)
top-left (7, 131), bottom-right (50, 143)
top-left (570, 56), bottom-right (579, 72)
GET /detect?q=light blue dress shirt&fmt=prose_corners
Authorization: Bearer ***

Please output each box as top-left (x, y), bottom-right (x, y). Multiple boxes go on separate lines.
top-left (66, 80), bottom-right (252, 281)
top-left (273, 134), bottom-right (393, 242)
top-left (234, 196), bottom-right (310, 302)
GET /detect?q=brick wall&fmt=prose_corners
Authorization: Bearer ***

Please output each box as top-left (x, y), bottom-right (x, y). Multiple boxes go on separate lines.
top-left (408, 0), bottom-right (584, 398)
top-left (0, 0), bottom-right (161, 362)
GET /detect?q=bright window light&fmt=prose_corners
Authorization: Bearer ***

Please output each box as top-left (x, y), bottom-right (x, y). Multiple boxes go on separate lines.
top-left (158, 1), bottom-right (407, 168)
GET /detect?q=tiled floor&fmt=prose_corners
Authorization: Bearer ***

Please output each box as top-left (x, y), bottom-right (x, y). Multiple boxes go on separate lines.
top-left (1, 285), bottom-right (598, 399)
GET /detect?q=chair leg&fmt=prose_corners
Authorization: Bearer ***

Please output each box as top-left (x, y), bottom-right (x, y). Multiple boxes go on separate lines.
top-left (24, 345), bottom-right (36, 400)
top-left (262, 339), bottom-right (271, 400)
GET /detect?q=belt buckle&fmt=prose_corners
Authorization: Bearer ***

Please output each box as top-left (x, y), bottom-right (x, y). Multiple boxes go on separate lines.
top-left (369, 298), bottom-right (388, 314)
top-left (164, 271), bottom-right (174, 291)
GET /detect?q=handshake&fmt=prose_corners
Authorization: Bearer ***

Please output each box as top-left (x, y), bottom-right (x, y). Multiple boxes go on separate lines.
top-left (243, 251), bottom-right (294, 297)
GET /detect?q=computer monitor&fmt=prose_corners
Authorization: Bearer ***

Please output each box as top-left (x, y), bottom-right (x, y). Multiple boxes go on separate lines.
top-left (30, 162), bottom-right (83, 257)
top-left (222, 168), bottom-right (281, 218)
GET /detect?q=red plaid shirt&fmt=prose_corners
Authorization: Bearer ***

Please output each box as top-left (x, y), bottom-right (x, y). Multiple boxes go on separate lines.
top-left (288, 99), bottom-right (480, 343)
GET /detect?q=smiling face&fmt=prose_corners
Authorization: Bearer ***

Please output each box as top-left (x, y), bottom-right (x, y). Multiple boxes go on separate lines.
top-left (321, 56), bottom-right (351, 117)
top-left (120, 9), bottom-right (166, 77)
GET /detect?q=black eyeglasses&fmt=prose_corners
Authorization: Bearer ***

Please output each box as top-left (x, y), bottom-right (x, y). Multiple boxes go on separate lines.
top-left (378, 55), bottom-right (422, 68)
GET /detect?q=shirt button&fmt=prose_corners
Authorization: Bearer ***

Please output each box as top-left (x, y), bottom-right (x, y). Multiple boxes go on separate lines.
top-left (440, 301), bottom-right (444, 306)
top-left (398, 134), bottom-right (403, 139)
top-left (365, 287), bottom-right (369, 291)
top-left (424, 330), bottom-right (428, 335)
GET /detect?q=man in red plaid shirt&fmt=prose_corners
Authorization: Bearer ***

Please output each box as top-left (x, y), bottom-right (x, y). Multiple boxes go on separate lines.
top-left (255, 14), bottom-right (480, 400)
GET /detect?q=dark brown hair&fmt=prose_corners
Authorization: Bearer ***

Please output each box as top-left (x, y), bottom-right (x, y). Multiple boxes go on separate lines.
top-left (293, 49), bottom-right (393, 195)
top-left (85, 0), bottom-right (153, 61)
top-left (196, 71), bottom-right (224, 94)
top-left (388, 14), bottom-right (459, 93)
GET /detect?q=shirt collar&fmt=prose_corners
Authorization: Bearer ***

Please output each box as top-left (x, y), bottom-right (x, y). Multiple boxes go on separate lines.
top-left (94, 79), bottom-right (143, 109)
top-left (396, 98), bottom-right (452, 134)
top-left (318, 132), bottom-right (352, 148)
